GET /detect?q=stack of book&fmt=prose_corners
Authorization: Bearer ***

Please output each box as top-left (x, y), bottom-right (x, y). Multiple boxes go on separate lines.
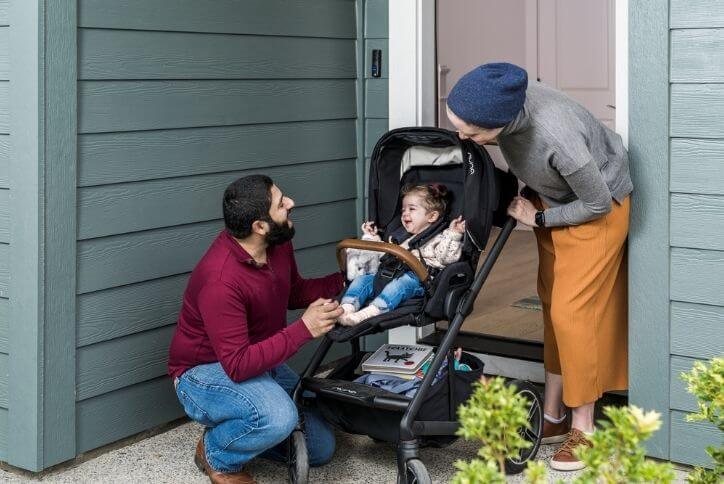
top-left (360, 343), bottom-right (435, 380)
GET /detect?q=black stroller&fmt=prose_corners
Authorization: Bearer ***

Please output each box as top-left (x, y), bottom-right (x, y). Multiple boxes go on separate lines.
top-left (288, 127), bottom-right (544, 484)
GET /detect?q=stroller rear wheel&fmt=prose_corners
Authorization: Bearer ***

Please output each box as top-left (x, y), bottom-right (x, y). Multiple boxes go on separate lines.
top-left (504, 379), bottom-right (544, 475)
top-left (397, 459), bottom-right (431, 484)
top-left (287, 429), bottom-right (309, 484)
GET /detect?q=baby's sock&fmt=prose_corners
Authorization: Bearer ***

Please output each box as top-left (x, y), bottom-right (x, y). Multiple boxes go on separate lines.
top-left (338, 303), bottom-right (356, 325)
top-left (344, 305), bottom-right (382, 326)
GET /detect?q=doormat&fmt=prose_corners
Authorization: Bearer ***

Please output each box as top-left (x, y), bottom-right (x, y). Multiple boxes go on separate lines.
top-left (511, 296), bottom-right (542, 311)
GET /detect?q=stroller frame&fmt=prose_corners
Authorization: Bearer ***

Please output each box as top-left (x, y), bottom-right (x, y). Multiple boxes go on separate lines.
top-left (288, 128), bottom-right (543, 484)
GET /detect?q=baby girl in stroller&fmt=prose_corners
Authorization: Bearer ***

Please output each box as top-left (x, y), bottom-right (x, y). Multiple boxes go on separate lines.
top-left (339, 183), bottom-right (466, 325)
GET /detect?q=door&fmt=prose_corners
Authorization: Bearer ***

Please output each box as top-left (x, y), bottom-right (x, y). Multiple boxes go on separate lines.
top-left (436, 0), bottom-right (615, 129)
top-left (538, 0), bottom-right (616, 128)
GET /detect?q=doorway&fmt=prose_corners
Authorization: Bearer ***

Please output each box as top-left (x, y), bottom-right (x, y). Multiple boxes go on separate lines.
top-left (434, 0), bottom-right (616, 349)
top-left (389, 0), bottom-right (627, 379)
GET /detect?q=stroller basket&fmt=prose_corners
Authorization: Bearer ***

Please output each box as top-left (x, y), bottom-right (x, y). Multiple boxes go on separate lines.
top-left (305, 352), bottom-right (484, 444)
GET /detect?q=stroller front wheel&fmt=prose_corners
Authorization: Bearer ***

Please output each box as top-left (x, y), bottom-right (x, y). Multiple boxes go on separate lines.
top-left (397, 459), bottom-right (431, 484)
top-left (504, 379), bottom-right (544, 475)
top-left (288, 429), bottom-right (309, 484)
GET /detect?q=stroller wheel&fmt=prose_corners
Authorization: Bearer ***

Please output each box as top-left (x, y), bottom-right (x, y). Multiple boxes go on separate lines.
top-left (288, 429), bottom-right (309, 484)
top-left (504, 379), bottom-right (544, 475)
top-left (397, 459), bottom-right (431, 484)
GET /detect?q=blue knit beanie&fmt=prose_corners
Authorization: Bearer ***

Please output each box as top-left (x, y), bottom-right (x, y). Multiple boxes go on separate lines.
top-left (447, 63), bottom-right (528, 129)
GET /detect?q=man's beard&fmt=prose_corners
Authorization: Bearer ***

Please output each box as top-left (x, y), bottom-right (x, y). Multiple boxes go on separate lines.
top-left (264, 218), bottom-right (295, 246)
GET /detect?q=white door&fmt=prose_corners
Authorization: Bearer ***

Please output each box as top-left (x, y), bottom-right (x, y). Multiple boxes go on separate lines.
top-left (537, 0), bottom-right (616, 128)
top-left (436, 0), bottom-right (615, 129)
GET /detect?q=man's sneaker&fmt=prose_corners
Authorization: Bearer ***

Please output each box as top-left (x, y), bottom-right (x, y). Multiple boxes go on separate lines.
top-left (550, 428), bottom-right (593, 471)
top-left (541, 413), bottom-right (570, 444)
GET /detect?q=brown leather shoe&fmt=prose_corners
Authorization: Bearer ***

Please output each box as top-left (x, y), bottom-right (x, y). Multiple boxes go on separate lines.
top-left (194, 436), bottom-right (256, 484)
top-left (541, 414), bottom-right (570, 444)
top-left (550, 428), bottom-right (593, 471)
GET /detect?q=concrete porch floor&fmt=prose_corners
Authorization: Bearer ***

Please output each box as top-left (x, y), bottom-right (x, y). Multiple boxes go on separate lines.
top-left (0, 420), bottom-right (690, 483)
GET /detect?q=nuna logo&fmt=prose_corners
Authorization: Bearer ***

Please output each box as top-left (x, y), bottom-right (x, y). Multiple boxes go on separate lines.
top-left (467, 152), bottom-right (475, 176)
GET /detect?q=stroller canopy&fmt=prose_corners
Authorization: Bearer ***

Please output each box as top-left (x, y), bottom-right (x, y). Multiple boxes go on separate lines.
top-left (367, 127), bottom-right (517, 257)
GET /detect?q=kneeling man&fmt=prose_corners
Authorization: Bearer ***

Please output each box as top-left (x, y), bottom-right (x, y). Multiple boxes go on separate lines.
top-left (168, 175), bottom-right (344, 483)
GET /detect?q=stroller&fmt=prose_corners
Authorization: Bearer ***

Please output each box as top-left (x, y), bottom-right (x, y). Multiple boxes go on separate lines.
top-left (288, 127), bottom-right (544, 484)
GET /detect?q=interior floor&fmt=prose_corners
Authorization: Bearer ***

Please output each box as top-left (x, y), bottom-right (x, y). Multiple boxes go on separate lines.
top-left (441, 227), bottom-right (543, 342)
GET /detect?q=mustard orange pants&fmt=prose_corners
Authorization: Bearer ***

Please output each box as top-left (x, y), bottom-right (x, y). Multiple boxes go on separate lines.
top-left (533, 196), bottom-right (630, 407)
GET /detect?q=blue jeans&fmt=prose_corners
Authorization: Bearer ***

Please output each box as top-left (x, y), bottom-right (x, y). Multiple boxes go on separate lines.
top-left (341, 271), bottom-right (424, 312)
top-left (175, 362), bottom-right (335, 473)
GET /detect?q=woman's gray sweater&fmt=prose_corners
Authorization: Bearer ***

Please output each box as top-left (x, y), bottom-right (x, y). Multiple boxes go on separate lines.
top-left (497, 82), bottom-right (633, 227)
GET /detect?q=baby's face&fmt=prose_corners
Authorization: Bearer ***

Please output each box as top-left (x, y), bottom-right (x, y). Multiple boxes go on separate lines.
top-left (401, 194), bottom-right (439, 235)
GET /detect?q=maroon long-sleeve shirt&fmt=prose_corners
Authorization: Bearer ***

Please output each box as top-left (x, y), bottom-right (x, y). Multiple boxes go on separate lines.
top-left (168, 230), bottom-right (344, 382)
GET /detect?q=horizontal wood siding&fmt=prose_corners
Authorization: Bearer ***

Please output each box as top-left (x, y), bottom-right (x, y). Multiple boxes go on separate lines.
top-left (670, 411), bottom-right (721, 467)
top-left (77, 377), bottom-right (184, 453)
top-left (671, 302), bottom-right (724, 361)
top-left (669, 10), bottom-right (724, 466)
top-left (74, 0), bottom-right (358, 453)
top-left (78, 0), bottom-right (356, 38)
top-left (79, 120), bottom-right (356, 186)
top-left (79, 29), bottom-right (355, 80)
top-left (670, 0), bottom-right (724, 29)
top-left (671, 139), bottom-right (724, 195)
top-left (79, 80), bottom-right (356, 133)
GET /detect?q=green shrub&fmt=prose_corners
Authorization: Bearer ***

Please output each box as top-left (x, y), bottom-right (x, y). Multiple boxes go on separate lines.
top-left (681, 357), bottom-right (724, 484)
top-left (452, 377), bottom-right (532, 482)
top-left (573, 406), bottom-right (675, 484)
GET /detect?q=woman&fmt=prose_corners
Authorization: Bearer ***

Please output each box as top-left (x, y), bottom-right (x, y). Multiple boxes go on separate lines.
top-left (446, 63), bottom-right (632, 472)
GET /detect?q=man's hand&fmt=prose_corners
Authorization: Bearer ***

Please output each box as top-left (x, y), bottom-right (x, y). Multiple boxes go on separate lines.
top-left (507, 196), bottom-right (538, 227)
top-left (449, 215), bottom-right (466, 234)
top-left (361, 221), bottom-right (378, 237)
top-left (302, 299), bottom-right (344, 338)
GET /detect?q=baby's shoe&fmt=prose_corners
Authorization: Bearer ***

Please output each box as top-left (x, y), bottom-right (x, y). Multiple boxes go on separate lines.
top-left (338, 303), bottom-right (357, 326)
top-left (344, 305), bottom-right (381, 325)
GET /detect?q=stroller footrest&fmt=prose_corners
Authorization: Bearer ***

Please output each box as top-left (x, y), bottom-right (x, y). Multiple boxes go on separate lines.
top-left (302, 377), bottom-right (411, 411)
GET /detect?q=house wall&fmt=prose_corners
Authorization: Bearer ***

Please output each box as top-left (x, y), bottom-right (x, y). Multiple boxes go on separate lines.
top-left (73, 0), bottom-right (358, 454)
top-left (666, 0), bottom-right (724, 467)
top-left (0, 0), bottom-right (9, 462)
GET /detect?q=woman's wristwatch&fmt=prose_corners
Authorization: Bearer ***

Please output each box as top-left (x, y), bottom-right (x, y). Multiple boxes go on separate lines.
top-left (535, 210), bottom-right (546, 228)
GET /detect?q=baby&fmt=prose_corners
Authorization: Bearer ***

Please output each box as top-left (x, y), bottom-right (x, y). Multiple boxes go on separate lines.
top-left (339, 184), bottom-right (466, 326)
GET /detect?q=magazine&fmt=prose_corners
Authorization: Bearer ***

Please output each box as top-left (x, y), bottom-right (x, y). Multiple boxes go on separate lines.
top-left (361, 344), bottom-right (435, 375)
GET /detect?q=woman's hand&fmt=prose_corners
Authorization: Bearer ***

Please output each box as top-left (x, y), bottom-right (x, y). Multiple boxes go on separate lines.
top-left (449, 215), bottom-right (466, 234)
top-left (361, 221), bottom-right (378, 237)
top-left (507, 196), bottom-right (538, 227)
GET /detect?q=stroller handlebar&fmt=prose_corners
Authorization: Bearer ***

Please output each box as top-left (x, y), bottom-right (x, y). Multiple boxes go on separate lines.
top-left (336, 239), bottom-right (429, 282)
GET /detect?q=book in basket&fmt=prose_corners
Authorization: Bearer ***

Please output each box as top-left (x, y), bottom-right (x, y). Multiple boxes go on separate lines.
top-left (361, 344), bottom-right (435, 374)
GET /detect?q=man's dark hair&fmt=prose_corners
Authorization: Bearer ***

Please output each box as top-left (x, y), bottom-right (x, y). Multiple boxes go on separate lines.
top-left (223, 175), bottom-right (274, 239)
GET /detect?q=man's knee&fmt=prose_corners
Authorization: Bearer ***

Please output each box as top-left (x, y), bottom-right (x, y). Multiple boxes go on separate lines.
top-left (264, 395), bottom-right (299, 445)
top-left (309, 432), bottom-right (335, 467)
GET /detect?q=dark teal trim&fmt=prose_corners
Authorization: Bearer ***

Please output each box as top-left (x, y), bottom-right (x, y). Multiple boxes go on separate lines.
top-left (8, 0), bottom-right (77, 470)
top-left (628, 0), bottom-right (670, 459)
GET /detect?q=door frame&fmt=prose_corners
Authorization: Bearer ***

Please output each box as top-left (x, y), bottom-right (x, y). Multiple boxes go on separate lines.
top-left (387, 0), bottom-right (629, 352)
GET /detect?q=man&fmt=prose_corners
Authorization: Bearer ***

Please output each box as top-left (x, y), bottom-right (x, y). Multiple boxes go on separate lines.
top-left (168, 175), bottom-right (345, 483)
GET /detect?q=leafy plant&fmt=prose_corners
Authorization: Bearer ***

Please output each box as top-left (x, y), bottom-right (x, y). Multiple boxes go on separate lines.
top-left (681, 357), bottom-right (724, 484)
top-left (452, 377), bottom-right (532, 482)
top-left (573, 405), bottom-right (675, 484)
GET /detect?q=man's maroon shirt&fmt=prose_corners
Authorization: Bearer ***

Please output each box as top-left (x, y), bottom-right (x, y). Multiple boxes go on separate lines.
top-left (168, 230), bottom-right (344, 382)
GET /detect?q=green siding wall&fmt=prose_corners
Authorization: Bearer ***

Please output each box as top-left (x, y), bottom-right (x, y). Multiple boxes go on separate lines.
top-left (361, 0), bottom-right (388, 351)
top-left (0, 0), bottom-right (8, 462)
top-left (668, 0), bottom-right (724, 467)
top-left (75, 0), bottom-right (358, 453)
